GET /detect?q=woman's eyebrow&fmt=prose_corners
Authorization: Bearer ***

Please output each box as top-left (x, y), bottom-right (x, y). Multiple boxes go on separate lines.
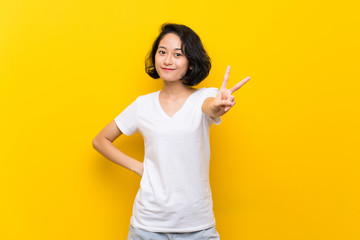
top-left (159, 46), bottom-right (182, 51)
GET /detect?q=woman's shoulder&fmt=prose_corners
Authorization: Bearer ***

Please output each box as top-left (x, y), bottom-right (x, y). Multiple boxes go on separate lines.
top-left (202, 87), bottom-right (219, 92)
top-left (134, 90), bottom-right (160, 102)
top-left (196, 87), bottom-right (219, 97)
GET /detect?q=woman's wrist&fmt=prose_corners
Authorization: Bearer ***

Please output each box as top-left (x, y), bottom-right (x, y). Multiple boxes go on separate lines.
top-left (209, 101), bottom-right (221, 118)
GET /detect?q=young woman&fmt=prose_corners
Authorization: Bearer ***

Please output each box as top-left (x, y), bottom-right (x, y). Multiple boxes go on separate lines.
top-left (93, 23), bottom-right (250, 239)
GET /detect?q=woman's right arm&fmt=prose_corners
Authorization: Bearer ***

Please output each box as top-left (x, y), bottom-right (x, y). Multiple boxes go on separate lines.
top-left (92, 120), bottom-right (143, 177)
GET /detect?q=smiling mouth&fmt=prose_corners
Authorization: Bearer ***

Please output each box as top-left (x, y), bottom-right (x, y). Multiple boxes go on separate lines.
top-left (162, 68), bottom-right (175, 71)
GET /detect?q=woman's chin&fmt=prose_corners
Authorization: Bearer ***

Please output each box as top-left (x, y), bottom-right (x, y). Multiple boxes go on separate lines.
top-left (160, 77), bottom-right (182, 83)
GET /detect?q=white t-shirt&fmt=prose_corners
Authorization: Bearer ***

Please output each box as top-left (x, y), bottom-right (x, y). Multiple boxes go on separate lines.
top-left (114, 87), bottom-right (221, 232)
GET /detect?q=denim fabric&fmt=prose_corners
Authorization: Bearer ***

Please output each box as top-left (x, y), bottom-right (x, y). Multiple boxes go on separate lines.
top-left (127, 224), bottom-right (220, 240)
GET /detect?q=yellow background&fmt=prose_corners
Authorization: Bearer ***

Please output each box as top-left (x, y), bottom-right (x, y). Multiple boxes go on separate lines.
top-left (1, 0), bottom-right (359, 239)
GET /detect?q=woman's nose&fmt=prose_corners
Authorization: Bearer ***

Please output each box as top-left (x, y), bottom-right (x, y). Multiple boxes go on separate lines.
top-left (164, 54), bottom-right (173, 65)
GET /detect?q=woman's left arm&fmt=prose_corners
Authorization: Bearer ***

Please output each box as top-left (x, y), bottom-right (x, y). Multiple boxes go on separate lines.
top-left (202, 65), bottom-right (251, 118)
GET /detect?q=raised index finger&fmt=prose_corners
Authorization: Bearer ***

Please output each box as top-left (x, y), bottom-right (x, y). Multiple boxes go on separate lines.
top-left (221, 65), bottom-right (231, 89)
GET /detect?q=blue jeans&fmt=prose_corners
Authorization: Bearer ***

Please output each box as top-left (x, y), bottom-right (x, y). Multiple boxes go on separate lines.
top-left (127, 224), bottom-right (220, 240)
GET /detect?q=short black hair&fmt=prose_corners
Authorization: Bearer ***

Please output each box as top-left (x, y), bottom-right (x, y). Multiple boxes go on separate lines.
top-left (145, 23), bottom-right (211, 86)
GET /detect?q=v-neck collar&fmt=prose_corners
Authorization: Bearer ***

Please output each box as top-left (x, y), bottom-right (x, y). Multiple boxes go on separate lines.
top-left (156, 88), bottom-right (203, 119)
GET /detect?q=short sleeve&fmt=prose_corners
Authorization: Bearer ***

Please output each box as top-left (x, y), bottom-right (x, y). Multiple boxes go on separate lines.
top-left (201, 87), bottom-right (222, 126)
top-left (114, 97), bottom-right (139, 136)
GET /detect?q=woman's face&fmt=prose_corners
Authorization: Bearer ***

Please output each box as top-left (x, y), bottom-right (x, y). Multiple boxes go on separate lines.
top-left (155, 33), bottom-right (190, 83)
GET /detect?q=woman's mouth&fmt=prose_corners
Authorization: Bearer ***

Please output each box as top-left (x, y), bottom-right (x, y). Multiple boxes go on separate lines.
top-left (162, 68), bottom-right (175, 71)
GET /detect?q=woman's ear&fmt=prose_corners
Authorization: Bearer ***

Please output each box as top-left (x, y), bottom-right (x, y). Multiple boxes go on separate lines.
top-left (189, 66), bottom-right (193, 70)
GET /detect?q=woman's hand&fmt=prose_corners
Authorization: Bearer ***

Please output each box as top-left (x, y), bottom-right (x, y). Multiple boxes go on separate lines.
top-left (134, 162), bottom-right (144, 177)
top-left (211, 65), bottom-right (250, 117)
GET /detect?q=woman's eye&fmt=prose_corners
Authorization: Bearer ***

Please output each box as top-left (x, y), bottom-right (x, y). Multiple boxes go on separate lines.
top-left (175, 53), bottom-right (182, 57)
top-left (159, 50), bottom-right (165, 54)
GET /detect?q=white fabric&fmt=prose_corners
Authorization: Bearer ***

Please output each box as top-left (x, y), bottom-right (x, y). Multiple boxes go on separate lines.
top-left (114, 87), bottom-right (221, 232)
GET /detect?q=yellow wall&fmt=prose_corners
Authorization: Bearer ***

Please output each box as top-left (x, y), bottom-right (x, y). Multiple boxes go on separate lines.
top-left (1, 0), bottom-right (359, 239)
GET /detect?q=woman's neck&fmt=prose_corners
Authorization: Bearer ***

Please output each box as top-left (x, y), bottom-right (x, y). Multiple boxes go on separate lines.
top-left (161, 80), bottom-right (195, 98)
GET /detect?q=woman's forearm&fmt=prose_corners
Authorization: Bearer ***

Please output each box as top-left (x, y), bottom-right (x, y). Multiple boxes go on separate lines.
top-left (202, 97), bottom-right (222, 118)
top-left (92, 138), bottom-right (143, 176)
